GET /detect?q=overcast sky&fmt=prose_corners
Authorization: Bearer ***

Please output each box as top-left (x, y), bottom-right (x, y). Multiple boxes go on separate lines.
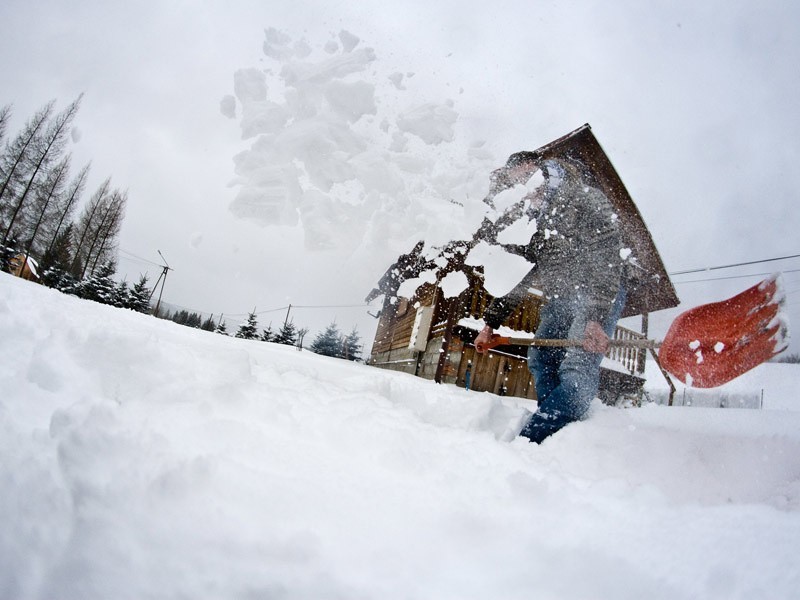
top-left (2, 0), bottom-right (799, 353)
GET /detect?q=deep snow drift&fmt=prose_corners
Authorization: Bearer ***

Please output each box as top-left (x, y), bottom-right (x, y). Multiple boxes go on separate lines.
top-left (2, 272), bottom-right (800, 600)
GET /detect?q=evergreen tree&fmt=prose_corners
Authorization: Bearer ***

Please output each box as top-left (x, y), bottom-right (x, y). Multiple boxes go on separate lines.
top-left (112, 280), bottom-right (131, 308)
top-left (260, 325), bottom-right (275, 342)
top-left (214, 320), bottom-right (229, 336)
top-left (235, 311), bottom-right (259, 339)
top-left (128, 274), bottom-right (152, 313)
top-left (79, 261), bottom-right (117, 305)
top-left (201, 314), bottom-right (216, 331)
top-left (39, 222), bottom-right (74, 282)
top-left (310, 322), bottom-right (342, 357)
top-left (41, 230), bottom-right (80, 294)
top-left (0, 239), bottom-right (19, 273)
top-left (341, 326), bottom-right (363, 361)
top-left (274, 321), bottom-right (298, 346)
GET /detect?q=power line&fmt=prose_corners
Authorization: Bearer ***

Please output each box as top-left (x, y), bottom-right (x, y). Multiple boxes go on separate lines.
top-left (670, 252), bottom-right (800, 276)
top-left (672, 268), bottom-right (800, 285)
top-left (118, 248), bottom-right (164, 268)
top-left (291, 303), bottom-right (371, 310)
top-left (222, 303), bottom-right (372, 318)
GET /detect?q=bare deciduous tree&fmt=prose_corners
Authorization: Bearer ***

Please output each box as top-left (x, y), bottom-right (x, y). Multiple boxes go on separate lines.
top-left (71, 180), bottom-right (126, 279)
top-left (0, 104), bottom-right (12, 147)
top-left (0, 101), bottom-right (55, 232)
top-left (1, 95), bottom-right (82, 246)
top-left (84, 189), bottom-right (127, 277)
top-left (43, 162), bottom-right (90, 260)
top-left (20, 154), bottom-right (71, 266)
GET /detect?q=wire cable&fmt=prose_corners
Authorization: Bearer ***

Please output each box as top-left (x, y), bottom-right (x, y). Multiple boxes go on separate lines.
top-left (670, 252), bottom-right (800, 276)
top-left (118, 248), bottom-right (164, 268)
top-left (672, 268), bottom-right (800, 285)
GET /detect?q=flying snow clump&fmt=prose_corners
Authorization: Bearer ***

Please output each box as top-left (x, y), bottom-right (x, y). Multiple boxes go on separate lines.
top-left (223, 27), bottom-right (494, 254)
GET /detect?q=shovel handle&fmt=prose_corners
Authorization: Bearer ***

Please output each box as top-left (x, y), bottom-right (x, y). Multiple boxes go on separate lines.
top-left (476, 335), bottom-right (660, 353)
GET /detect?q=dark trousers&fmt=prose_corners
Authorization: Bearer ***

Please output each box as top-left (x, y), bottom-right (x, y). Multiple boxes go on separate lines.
top-left (520, 285), bottom-right (627, 443)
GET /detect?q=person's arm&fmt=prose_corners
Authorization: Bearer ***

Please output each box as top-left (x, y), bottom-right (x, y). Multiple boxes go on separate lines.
top-left (477, 321), bottom-right (610, 354)
top-left (582, 320), bottom-right (610, 353)
top-left (475, 267), bottom-right (538, 354)
top-left (474, 324), bottom-right (496, 354)
top-left (483, 267), bottom-right (538, 329)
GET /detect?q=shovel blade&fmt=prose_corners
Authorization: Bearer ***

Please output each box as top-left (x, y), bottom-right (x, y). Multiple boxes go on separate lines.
top-left (658, 275), bottom-right (789, 388)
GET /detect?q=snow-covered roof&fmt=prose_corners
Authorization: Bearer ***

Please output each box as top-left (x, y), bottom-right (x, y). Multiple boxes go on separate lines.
top-left (368, 125), bottom-right (679, 318)
top-left (527, 124), bottom-right (679, 317)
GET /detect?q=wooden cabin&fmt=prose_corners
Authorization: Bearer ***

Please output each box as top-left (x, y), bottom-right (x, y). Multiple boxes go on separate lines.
top-left (9, 253), bottom-right (39, 282)
top-left (366, 124), bottom-right (680, 405)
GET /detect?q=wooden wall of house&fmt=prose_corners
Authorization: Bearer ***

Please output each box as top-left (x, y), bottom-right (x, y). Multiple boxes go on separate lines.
top-left (10, 254), bottom-right (38, 281)
top-left (368, 265), bottom-right (646, 404)
top-left (460, 276), bottom-right (543, 330)
top-left (455, 343), bottom-right (536, 399)
top-left (370, 284), bottom-right (438, 355)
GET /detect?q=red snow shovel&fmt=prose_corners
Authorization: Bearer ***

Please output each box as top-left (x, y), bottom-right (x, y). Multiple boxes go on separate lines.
top-left (476, 275), bottom-right (789, 388)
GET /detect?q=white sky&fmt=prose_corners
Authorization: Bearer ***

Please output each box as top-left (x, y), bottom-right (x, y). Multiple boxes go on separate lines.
top-left (2, 0), bottom-right (799, 351)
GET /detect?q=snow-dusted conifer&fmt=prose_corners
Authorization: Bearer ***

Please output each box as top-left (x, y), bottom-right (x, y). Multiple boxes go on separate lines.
top-left (261, 325), bottom-right (275, 342)
top-left (112, 280), bottom-right (131, 308)
top-left (79, 261), bottom-right (117, 304)
top-left (274, 321), bottom-right (298, 346)
top-left (341, 327), bottom-right (362, 361)
top-left (310, 322), bottom-right (342, 357)
top-left (235, 311), bottom-right (259, 340)
top-left (128, 275), bottom-right (152, 313)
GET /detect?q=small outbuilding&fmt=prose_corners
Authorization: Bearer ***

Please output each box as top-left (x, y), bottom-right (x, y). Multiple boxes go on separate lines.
top-left (365, 124), bottom-right (679, 404)
top-left (9, 253), bottom-right (40, 282)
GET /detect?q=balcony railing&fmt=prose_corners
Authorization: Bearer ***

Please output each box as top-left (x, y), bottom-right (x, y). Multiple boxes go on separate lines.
top-left (608, 325), bottom-right (648, 375)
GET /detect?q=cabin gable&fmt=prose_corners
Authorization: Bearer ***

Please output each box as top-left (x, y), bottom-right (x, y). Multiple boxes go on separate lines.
top-left (366, 125), bottom-right (678, 404)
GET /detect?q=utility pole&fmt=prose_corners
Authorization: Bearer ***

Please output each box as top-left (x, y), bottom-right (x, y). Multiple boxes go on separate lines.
top-left (284, 304), bottom-right (292, 327)
top-left (148, 250), bottom-right (173, 317)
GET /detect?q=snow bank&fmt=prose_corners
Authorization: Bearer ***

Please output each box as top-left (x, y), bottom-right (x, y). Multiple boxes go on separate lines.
top-left (2, 272), bottom-right (800, 599)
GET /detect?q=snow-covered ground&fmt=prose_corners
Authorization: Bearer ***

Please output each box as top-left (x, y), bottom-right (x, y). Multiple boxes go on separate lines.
top-left (2, 271), bottom-right (799, 600)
